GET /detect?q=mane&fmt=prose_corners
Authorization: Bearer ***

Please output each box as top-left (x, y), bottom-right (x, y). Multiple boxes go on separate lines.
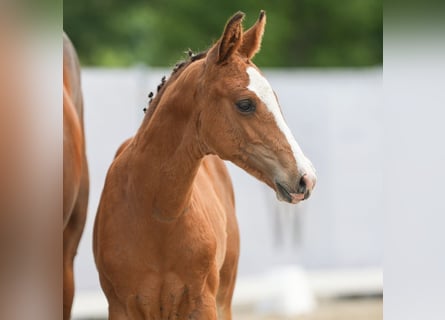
top-left (143, 49), bottom-right (208, 119)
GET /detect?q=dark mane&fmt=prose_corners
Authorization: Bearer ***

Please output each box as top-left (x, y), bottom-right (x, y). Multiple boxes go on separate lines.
top-left (143, 50), bottom-right (208, 119)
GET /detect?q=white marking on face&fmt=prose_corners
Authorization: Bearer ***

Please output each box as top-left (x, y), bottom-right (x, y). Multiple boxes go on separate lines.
top-left (246, 66), bottom-right (315, 176)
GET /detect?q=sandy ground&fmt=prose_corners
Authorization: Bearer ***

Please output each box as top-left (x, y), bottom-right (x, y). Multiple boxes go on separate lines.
top-left (234, 297), bottom-right (382, 320)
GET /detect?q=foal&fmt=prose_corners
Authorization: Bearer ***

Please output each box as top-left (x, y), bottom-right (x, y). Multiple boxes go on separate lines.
top-left (94, 11), bottom-right (316, 320)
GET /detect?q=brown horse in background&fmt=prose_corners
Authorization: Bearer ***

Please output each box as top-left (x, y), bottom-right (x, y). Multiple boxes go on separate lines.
top-left (63, 33), bottom-right (89, 320)
top-left (94, 11), bottom-right (316, 319)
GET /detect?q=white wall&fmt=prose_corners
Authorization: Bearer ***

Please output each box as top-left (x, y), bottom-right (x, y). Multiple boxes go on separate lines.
top-left (75, 67), bottom-right (382, 291)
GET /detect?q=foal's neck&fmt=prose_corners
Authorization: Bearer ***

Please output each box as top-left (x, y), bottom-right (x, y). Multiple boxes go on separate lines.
top-left (130, 77), bottom-right (204, 222)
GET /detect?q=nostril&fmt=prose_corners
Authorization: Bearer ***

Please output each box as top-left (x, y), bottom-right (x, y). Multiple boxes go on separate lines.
top-left (297, 175), bottom-right (307, 194)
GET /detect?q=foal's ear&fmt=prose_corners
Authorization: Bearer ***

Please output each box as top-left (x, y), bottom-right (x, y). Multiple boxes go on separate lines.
top-left (210, 11), bottom-right (245, 64)
top-left (239, 10), bottom-right (266, 59)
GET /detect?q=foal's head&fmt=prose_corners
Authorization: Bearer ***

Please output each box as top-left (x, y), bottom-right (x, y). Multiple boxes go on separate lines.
top-left (190, 11), bottom-right (317, 203)
top-left (162, 11), bottom-right (316, 203)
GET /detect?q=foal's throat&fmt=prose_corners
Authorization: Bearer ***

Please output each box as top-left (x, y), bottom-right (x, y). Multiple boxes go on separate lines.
top-left (130, 95), bottom-right (203, 222)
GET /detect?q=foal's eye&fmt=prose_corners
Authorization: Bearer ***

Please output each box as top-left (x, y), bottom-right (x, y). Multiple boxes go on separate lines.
top-left (235, 99), bottom-right (256, 113)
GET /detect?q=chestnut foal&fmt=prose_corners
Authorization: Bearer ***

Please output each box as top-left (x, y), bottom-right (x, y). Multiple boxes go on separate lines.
top-left (94, 11), bottom-right (316, 320)
top-left (63, 33), bottom-right (89, 319)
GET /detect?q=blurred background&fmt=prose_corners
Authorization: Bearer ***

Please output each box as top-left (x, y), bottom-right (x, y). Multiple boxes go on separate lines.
top-left (64, 0), bottom-right (381, 68)
top-left (64, 1), bottom-right (382, 319)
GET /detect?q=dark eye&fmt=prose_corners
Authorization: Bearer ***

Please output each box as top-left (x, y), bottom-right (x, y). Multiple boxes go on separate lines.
top-left (235, 99), bottom-right (256, 113)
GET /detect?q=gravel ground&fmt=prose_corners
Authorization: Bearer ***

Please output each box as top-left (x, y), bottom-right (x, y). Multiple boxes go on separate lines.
top-left (234, 297), bottom-right (382, 320)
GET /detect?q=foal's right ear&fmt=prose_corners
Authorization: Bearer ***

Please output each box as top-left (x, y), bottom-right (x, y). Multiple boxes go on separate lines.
top-left (208, 11), bottom-right (245, 64)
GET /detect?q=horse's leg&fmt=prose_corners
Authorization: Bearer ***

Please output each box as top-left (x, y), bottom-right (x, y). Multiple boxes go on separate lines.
top-left (63, 161), bottom-right (88, 320)
top-left (216, 216), bottom-right (240, 320)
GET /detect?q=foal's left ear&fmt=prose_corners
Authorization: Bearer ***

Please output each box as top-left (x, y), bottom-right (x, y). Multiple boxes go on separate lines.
top-left (210, 11), bottom-right (245, 64)
top-left (239, 10), bottom-right (266, 59)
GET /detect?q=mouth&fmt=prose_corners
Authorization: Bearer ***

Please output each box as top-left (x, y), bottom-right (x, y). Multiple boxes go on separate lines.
top-left (275, 182), bottom-right (305, 204)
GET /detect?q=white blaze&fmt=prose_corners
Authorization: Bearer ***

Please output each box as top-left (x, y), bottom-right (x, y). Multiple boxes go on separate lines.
top-left (246, 66), bottom-right (315, 176)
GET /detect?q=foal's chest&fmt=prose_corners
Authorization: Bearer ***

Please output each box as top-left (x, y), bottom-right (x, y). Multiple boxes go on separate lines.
top-left (166, 193), bottom-right (228, 273)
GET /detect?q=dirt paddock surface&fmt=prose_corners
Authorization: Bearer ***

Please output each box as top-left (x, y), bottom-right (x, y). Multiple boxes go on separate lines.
top-left (234, 297), bottom-right (382, 320)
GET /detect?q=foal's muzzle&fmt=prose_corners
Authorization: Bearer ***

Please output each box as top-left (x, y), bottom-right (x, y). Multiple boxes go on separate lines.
top-left (275, 173), bottom-right (316, 204)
